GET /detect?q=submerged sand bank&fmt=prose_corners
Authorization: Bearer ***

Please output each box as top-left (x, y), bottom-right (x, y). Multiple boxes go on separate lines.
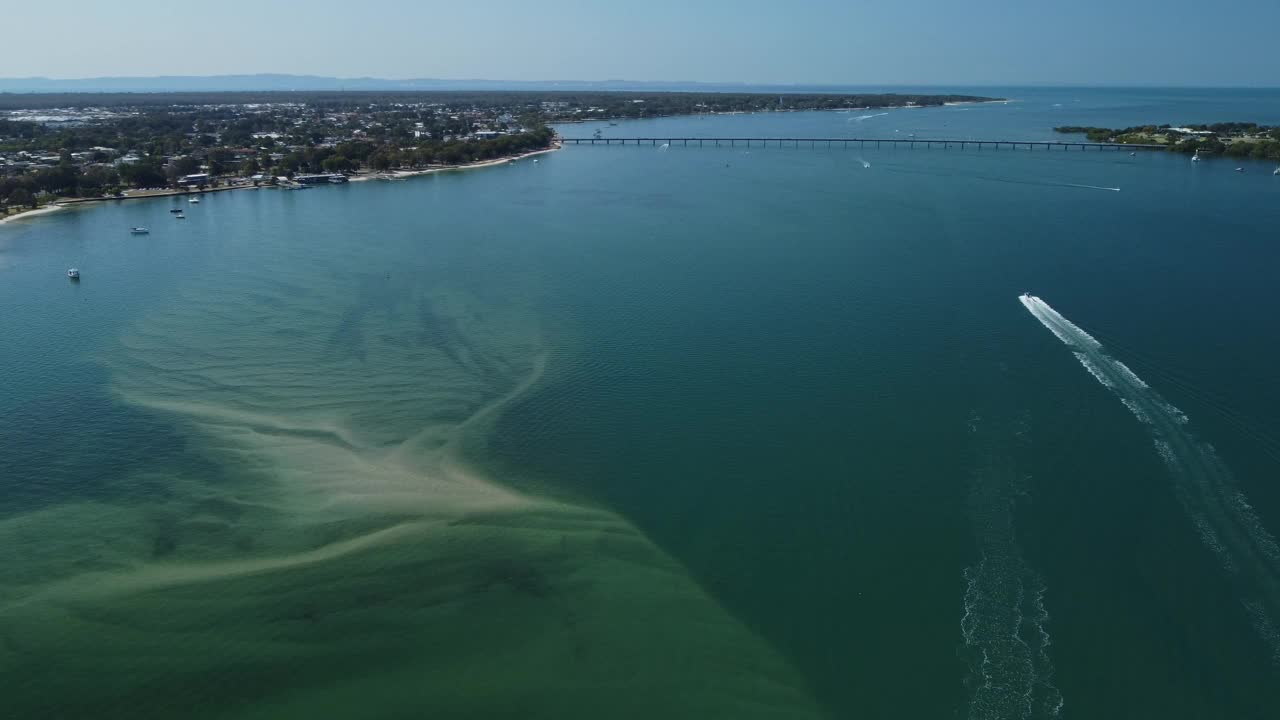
top-left (0, 241), bottom-right (821, 718)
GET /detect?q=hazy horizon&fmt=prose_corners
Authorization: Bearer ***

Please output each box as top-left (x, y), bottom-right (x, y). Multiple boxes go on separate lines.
top-left (2, 74), bottom-right (1278, 95)
top-left (5, 0), bottom-right (1278, 87)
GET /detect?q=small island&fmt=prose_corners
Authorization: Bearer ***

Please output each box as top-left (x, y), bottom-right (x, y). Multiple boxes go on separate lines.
top-left (1055, 123), bottom-right (1280, 160)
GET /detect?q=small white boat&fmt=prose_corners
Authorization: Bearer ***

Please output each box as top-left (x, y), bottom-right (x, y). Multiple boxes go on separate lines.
top-left (67, 268), bottom-right (80, 279)
top-left (188, 197), bottom-right (200, 204)
top-left (1235, 167), bottom-right (1244, 173)
top-left (175, 213), bottom-right (186, 219)
top-left (1191, 154), bottom-right (1200, 163)
top-left (532, 158), bottom-right (539, 163)
top-left (130, 227), bottom-right (150, 234)
top-left (1273, 167), bottom-right (1279, 176)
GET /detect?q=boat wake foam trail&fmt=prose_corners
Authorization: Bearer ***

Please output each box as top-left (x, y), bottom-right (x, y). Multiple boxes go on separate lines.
top-left (961, 426), bottom-right (1064, 720)
top-left (1057, 183), bottom-right (1121, 192)
top-left (1020, 294), bottom-right (1280, 665)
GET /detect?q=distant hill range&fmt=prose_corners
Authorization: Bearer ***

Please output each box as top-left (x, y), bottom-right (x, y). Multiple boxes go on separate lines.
top-left (0, 74), bottom-right (934, 95)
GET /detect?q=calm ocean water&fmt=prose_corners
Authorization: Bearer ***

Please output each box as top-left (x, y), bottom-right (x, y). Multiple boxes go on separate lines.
top-left (3, 87), bottom-right (1280, 718)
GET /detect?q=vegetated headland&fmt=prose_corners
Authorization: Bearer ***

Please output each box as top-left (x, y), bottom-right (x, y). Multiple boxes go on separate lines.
top-left (1055, 123), bottom-right (1280, 160)
top-left (0, 90), bottom-right (998, 219)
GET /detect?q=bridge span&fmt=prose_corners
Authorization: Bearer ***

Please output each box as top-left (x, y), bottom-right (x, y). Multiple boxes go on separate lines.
top-left (559, 137), bottom-right (1163, 151)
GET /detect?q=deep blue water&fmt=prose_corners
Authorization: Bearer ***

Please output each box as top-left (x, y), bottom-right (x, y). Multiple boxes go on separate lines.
top-left (3, 87), bottom-right (1280, 718)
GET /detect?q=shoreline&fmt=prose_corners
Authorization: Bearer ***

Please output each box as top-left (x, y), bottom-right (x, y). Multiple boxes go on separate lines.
top-left (0, 203), bottom-right (68, 225)
top-left (0, 144), bottom-right (562, 228)
top-left (348, 144), bottom-right (561, 183)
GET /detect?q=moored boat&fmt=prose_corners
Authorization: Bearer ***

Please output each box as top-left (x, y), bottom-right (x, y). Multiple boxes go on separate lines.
top-left (67, 268), bottom-right (80, 279)
top-left (130, 227), bottom-right (150, 234)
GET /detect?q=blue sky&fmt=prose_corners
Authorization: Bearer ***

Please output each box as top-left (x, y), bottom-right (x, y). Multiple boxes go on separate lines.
top-left (5, 0), bottom-right (1277, 86)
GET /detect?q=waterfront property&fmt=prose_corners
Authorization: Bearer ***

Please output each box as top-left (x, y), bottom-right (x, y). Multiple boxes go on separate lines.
top-left (294, 173), bottom-right (349, 185)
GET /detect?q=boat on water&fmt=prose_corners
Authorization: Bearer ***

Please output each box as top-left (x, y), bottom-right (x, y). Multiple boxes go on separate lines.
top-left (175, 213), bottom-right (186, 219)
top-left (188, 197), bottom-right (201, 203)
top-left (1235, 167), bottom-right (1245, 173)
top-left (1273, 167), bottom-right (1279, 176)
top-left (130, 227), bottom-right (149, 234)
top-left (1191, 151), bottom-right (1201, 163)
top-left (67, 268), bottom-right (80, 280)
top-left (169, 208), bottom-right (183, 214)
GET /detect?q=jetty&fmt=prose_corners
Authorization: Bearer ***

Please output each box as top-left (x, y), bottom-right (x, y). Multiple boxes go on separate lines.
top-left (560, 137), bottom-right (1165, 151)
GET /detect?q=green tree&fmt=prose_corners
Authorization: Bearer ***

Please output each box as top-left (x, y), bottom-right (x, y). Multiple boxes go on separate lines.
top-left (240, 158), bottom-right (261, 176)
top-left (78, 165), bottom-right (120, 196)
top-left (321, 155), bottom-right (353, 173)
top-left (206, 148), bottom-right (234, 177)
top-left (119, 161), bottom-right (167, 188)
top-left (166, 155), bottom-right (201, 185)
top-left (8, 187), bottom-right (35, 209)
top-left (33, 164), bottom-right (81, 195)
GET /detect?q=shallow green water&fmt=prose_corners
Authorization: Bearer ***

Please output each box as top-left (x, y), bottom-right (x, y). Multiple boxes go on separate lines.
top-left (4, 89), bottom-right (1280, 718)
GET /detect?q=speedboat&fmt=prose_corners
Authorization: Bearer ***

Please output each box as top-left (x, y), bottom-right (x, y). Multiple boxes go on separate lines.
top-left (1235, 167), bottom-right (1244, 173)
top-left (130, 227), bottom-right (149, 234)
top-left (67, 268), bottom-right (80, 280)
top-left (188, 197), bottom-right (200, 203)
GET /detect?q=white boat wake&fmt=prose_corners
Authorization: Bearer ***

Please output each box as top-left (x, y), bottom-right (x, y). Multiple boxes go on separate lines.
top-left (1020, 294), bottom-right (1280, 664)
top-left (1058, 183), bottom-right (1121, 192)
top-left (962, 425), bottom-right (1064, 720)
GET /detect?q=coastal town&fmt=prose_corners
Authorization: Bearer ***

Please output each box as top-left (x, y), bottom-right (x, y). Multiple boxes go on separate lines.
top-left (0, 90), bottom-right (994, 219)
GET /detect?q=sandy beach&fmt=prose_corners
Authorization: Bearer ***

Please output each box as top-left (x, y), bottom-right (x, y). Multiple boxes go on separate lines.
top-left (0, 204), bottom-right (68, 225)
top-left (349, 144), bottom-right (561, 183)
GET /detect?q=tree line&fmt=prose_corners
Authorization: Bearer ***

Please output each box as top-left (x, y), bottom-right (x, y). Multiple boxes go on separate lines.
top-left (1054, 124), bottom-right (1280, 160)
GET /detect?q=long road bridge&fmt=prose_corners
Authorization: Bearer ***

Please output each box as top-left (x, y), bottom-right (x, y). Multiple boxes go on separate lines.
top-left (559, 137), bottom-right (1165, 151)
